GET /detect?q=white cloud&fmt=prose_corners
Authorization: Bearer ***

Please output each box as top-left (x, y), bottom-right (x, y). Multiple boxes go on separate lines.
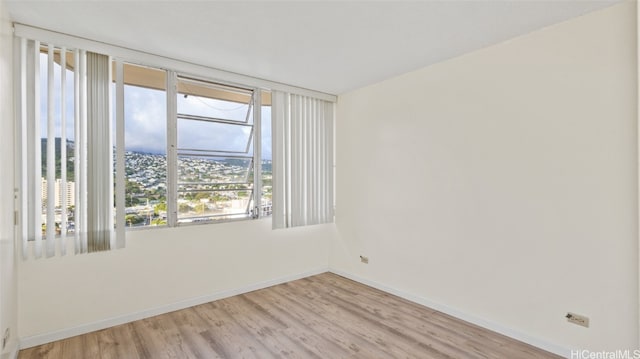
top-left (38, 64), bottom-right (272, 160)
top-left (124, 86), bottom-right (166, 154)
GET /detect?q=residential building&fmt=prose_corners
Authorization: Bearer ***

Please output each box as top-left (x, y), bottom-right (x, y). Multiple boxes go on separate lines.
top-left (41, 179), bottom-right (75, 210)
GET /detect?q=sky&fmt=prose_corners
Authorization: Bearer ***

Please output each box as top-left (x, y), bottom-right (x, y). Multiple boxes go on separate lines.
top-left (39, 54), bottom-right (272, 160)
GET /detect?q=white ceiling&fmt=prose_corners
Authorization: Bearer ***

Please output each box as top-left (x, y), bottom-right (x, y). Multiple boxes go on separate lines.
top-left (5, 0), bottom-right (620, 95)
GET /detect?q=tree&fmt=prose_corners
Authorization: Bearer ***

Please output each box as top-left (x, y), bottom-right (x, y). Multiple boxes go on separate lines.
top-left (125, 214), bottom-right (144, 226)
top-left (125, 180), bottom-right (144, 207)
top-left (154, 202), bottom-right (167, 216)
top-left (151, 218), bottom-right (166, 226)
top-left (195, 202), bottom-right (206, 214)
top-left (194, 192), bottom-right (210, 201)
top-left (212, 193), bottom-right (225, 203)
top-left (178, 203), bottom-right (191, 213)
top-left (67, 205), bottom-right (75, 221)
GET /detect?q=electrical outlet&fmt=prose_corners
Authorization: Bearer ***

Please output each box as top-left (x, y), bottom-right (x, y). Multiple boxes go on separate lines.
top-left (2, 328), bottom-right (9, 350)
top-left (359, 255), bottom-right (369, 264)
top-left (566, 312), bottom-right (589, 328)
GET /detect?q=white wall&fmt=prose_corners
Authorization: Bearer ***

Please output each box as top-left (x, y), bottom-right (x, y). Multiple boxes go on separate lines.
top-left (0, 1), bottom-right (17, 358)
top-left (19, 219), bottom-right (335, 344)
top-left (332, 1), bottom-right (638, 354)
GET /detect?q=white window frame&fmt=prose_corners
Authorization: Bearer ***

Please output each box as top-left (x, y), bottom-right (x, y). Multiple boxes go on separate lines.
top-left (165, 72), bottom-right (263, 226)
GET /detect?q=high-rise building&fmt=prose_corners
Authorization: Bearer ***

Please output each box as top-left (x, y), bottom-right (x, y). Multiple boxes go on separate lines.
top-left (41, 178), bottom-right (76, 208)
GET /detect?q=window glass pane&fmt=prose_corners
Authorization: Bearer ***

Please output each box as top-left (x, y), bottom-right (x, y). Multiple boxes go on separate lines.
top-left (177, 188), bottom-right (253, 223)
top-left (177, 119), bottom-right (253, 153)
top-left (176, 158), bottom-right (254, 223)
top-left (178, 156), bottom-right (252, 184)
top-left (124, 63), bottom-right (167, 228)
top-left (176, 78), bottom-right (256, 223)
top-left (177, 79), bottom-right (252, 123)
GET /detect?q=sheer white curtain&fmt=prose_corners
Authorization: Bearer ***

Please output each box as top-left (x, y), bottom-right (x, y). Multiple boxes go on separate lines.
top-left (271, 91), bottom-right (334, 229)
top-left (17, 37), bottom-right (124, 259)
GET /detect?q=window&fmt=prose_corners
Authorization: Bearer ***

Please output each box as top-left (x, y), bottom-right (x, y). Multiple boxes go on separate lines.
top-left (118, 68), bottom-right (268, 227)
top-left (16, 25), bottom-right (334, 258)
top-left (119, 69), bottom-right (268, 226)
top-left (175, 77), bottom-right (258, 223)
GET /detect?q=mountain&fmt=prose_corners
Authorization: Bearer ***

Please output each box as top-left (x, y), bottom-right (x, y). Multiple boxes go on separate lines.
top-left (40, 138), bottom-right (272, 183)
top-left (40, 138), bottom-right (75, 180)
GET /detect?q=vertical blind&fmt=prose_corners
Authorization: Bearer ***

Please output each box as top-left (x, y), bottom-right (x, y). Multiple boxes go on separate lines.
top-left (17, 37), bottom-right (124, 259)
top-left (86, 52), bottom-right (115, 252)
top-left (272, 91), bottom-right (335, 228)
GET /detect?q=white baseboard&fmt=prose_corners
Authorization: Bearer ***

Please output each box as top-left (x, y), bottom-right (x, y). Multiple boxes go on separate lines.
top-left (329, 269), bottom-right (570, 358)
top-left (20, 266), bottom-right (329, 349)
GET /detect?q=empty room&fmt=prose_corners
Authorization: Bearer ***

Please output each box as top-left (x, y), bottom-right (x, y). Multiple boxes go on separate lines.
top-left (0, 1), bottom-right (638, 358)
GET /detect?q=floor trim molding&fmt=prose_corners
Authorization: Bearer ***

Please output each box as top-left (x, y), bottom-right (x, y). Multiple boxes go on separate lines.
top-left (329, 269), bottom-right (570, 358)
top-left (19, 266), bottom-right (329, 350)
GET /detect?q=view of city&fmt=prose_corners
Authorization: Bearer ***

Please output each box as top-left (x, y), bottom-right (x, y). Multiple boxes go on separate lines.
top-left (41, 141), bottom-right (272, 234)
top-left (124, 151), bottom-right (273, 226)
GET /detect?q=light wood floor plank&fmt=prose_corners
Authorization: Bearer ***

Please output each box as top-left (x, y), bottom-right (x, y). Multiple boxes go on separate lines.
top-left (154, 312), bottom-right (204, 359)
top-left (302, 277), bottom-right (479, 358)
top-left (19, 272), bottom-right (562, 359)
top-left (194, 302), bottom-right (277, 358)
top-left (270, 282), bottom-right (449, 358)
top-left (58, 334), bottom-right (85, 359)
top-left (168, 308), bottom-right (224, 359)
top-left (255, 283), bottom-right (393, 358)
top-left (222, 296), bottom-right (317, 358)
top-left (314, 274), bottom-right (549, 359)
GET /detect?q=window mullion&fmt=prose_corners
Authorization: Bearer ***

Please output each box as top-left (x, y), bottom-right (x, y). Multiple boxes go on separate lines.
top-left (244, 92), bottom-right (254, 124)
top-left (166, 70), bottom-right (178, 227)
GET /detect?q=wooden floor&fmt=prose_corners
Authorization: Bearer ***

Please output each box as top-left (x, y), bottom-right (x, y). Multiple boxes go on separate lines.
top-left (20, 273), bottom-right (561, 359)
